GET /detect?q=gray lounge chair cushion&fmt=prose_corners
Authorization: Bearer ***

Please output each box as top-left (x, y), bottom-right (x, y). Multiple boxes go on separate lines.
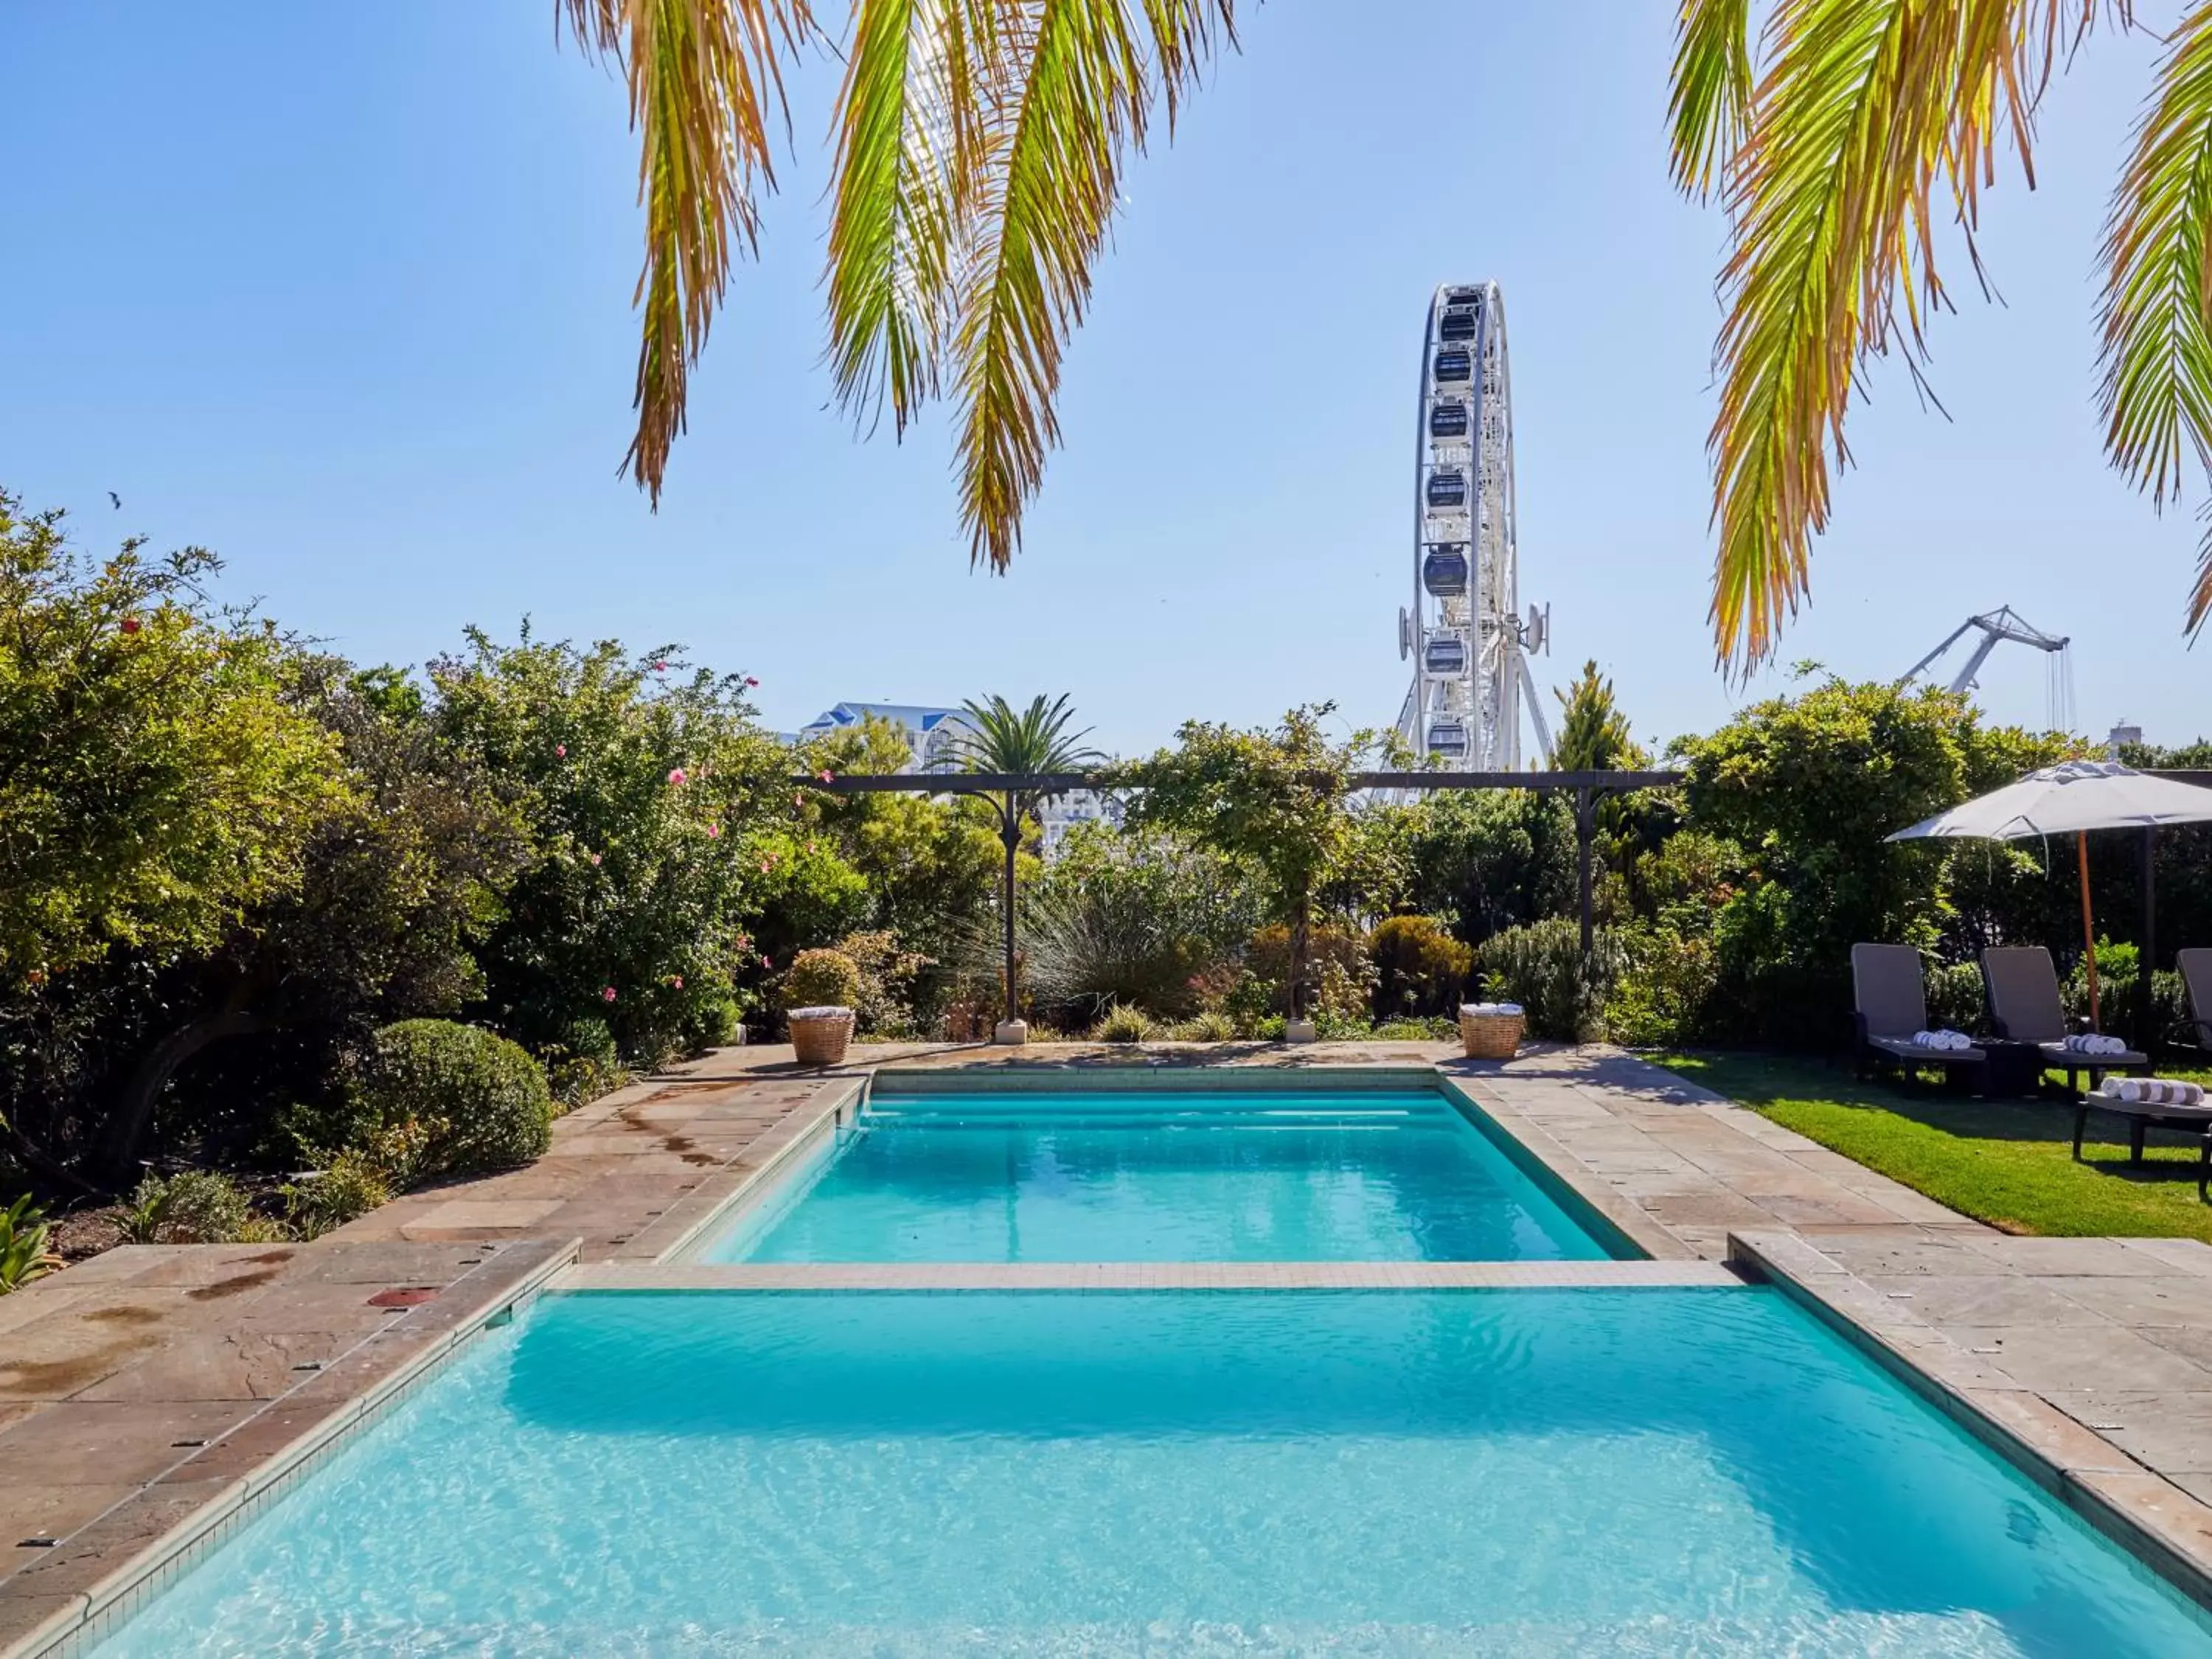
top-left (2181, 949), bottom-right (2212, 1047)
top-left (2038, 1039), bottom-right (2149, 1069)
top-left (2088, 1096), bottom-right (2212, 1128)
top-left (1981, 947), bottom-right (2072, 1044)
top-left (1865, 1033), bottom-right (1985, 1065)
top-left (1851, 943), bottom-right (1929, 1039)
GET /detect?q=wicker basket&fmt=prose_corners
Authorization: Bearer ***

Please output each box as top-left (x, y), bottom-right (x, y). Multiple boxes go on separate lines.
top-left (788, 1008), bottom-right (855, 1067)
top-left (1458, 1006), bottom-right (1525, 1061)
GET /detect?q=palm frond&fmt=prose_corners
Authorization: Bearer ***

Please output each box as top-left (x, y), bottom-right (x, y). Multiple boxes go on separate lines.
top-left (951, 0), bottom-right (1237, 573)
top-left (1703, 0), bottom-right (2108, 673)
top-left (2098, 0), bottom-right (2212, 635)
top-left (560, 0), bottom-right (814, 504)
top-left (825, 0), bottom-right (992, 431)
top-left (1671, 0), bottom-right (1756, 200)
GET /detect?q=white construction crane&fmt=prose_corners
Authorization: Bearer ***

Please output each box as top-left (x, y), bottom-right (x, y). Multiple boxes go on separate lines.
top-left (1897, 606), bottom-right (2075, 731)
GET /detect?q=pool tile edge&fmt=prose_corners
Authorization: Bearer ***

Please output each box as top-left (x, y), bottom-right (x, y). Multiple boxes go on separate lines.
top-left (551, 1260), bottom-right (1745, 1293)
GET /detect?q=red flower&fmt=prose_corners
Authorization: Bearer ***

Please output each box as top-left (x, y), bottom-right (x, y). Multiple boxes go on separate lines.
top-left (120, 616), bottom-right (141, 635)
top-left (555, 744), bottom-right (566, 759)
top-left (745, 675), bottom-right (759, 688)
top-left (667, 768), bottom-right (688, 787)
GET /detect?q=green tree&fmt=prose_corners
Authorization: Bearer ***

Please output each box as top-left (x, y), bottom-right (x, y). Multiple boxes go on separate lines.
top-left (950, 694), bottom-right (1106, 1023)
top-left (429, 627), bottom-right (790, 1063)
top-left (1115, 706), bottom-right (1377, 1020)
top-left (1551, 660), bottom-right (1646, 773)
top-left (0, 494), bottom-right (347, 989)
top-left (1671, 2), bottom-right (2212, 666)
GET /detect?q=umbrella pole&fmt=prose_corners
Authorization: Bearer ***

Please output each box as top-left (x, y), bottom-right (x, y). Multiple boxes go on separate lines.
top-left (2077, 831), bottom-right (2101, 1032)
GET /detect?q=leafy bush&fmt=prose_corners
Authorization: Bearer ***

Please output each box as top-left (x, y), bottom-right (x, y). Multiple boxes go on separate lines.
top-left (119, 1170), bottom-right (257, 1244)
top-left (1368, 916), bottom-right (1473, 1017)
top-left (1607, 925), bottom-right (1723, 1048)
top-left (539, 1016), bottom-right (627, 1110)
top-left (1371, 1016), bottom-right (1457, 1040)
top-left (1402, 790), bottom-right (1576, 945)
top-left (280, 1151), bottom-right (393, 1241)
top-left (1476, 919), bottom-right (1623, 1043)
top-left (348, 1020), bottom-right (554, 1177)
top-left (0, 1194), bottom-right (61, 1293)
top-left (833, 930), bottom-right (934, 1037)
top-left (1167, 1010), bottom-right (1239, 1042)
top-left (1244, 925), bottom-right (1373, 1017)
top-left (783, 948), bottom-right (863, 1011)
top-left (1095, 1003), bottom-right (1155, 1043)
top-left (1925, 961), bottom-right (1986, 1034)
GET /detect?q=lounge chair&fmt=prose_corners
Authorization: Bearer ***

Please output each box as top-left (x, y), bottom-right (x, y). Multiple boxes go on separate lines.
top-left (2181, 949), bottom-right (2212, 1054)
top-left (2068, 1085), bottom-right (2212, 1169)
top-left (1851, 944), bottom-right (1986, 1086)
top-left (1980, 946), bottom-right (2150, 1096)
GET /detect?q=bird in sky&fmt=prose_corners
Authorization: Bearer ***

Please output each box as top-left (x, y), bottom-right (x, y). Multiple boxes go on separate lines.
top-left (107, 492), bottom-right (121, 510)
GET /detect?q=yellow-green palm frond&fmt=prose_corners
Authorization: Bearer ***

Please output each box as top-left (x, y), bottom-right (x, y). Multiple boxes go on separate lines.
top-left (952, 0), bottom-right (1237, 574)
top-left (2098, 1), bottom-right (2212, 634)
top-left (1703, 0), bottom-right (2109, 674)
top-left (560, 0), bottom-right (815, 504)
top-left (825, 0), bottom-right (992, 432)
top-left (1671, 0), bottom-right (1755, 200)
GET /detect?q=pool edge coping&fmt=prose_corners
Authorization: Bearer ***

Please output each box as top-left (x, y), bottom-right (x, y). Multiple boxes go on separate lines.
top-left (1728, 1227), bottom-right (2212, 1616)
top-left (551, 1259), bottom-right (1746, 1293)
top-left (0, 1238), bottom-right (580, 1659)
top-left (638, 1075), bottom-right (867, 1265)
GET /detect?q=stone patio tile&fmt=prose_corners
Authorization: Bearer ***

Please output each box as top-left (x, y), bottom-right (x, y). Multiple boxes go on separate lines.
top-left (1964, 1388), bottom-right (2143, 1474)
top-left (0, 1485), bottom-right (137, 1553)
top-left (0, 1401), bottom-right (243, 1489)
top-left (111, 1248), bottom-right (299, 1290)
top-left (2117, 1238), bottom-right (2212, 1276)
top-left (395, 1199), bottom-right (564, 1234)
top-left (1881, 1276), bottom-right (2113, 1329)
top-left (288, 1242), bottom-right (490, 1283)
top-left (2049, 1274), bottom-right (2212, 1329)
top-left (26, 1248), bottom-right (196, 1288)
top-left (1961, 1235), bottom-right (2183, 1276)
top-left (71, 1330), bottom-right (358, 1405)
top-left (0, 1298), bottom-right (191, 1402)
top-left (1963, 1324), bottom-right (2212, 1397)
top-left (151, 1405), bottom-right (355, 1488)
top-left (2069, 1468), bottom-right (2212, 1582)
top-left (0, 1478), bottom-right (239, 1604)
top-left (0, 1593), bottom-right (88, 1658)
top-left (0, 1286), bottom-right (88, 1343)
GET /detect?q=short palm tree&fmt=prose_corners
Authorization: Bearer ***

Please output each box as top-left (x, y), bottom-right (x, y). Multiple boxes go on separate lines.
top-left (557, 0), bottom-right (1237, 572)
top-left (1673, 0), bottom-right (2212, 670)
top-left (950, 693), bottom-right (1105, 1029)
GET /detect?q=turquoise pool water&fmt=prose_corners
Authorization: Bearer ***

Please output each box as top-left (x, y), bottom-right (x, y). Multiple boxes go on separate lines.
top-left (702, 1088), bottom-right (1614, 1262)
top-left (96, 1288), bottom-right (2212, 1657)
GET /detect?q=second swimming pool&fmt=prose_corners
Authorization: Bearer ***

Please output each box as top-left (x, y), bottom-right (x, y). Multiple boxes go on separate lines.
top-left (697, 1084), bottom-right (1618, 1262)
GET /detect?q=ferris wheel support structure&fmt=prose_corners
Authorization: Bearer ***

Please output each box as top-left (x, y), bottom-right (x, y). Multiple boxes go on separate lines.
top-left (1397, 282), bottom-right (1551, 768)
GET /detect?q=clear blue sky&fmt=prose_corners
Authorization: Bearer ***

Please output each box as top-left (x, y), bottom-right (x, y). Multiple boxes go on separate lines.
top-left (3, 3), bottom-right (2204, 757)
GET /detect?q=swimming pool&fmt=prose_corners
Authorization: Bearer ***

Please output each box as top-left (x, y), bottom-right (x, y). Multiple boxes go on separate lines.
top-left (696, 1085), bottom-right (1618, 1263)
top-left (91, 1287), bottom-right (2212, 1657)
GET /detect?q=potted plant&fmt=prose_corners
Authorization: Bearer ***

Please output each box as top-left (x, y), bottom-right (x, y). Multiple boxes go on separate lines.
top-left (783, 948), bottom-right (862, 1067)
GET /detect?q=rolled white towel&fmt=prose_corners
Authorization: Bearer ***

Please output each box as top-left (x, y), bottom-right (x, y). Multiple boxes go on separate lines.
top-left (2100, 1077), bottom-right (2206, 1107)
top-left (1460, 1002), bottom-right (1524, 1018)
top-left (1913, 1029), bottom-right (1972, 1050)
top-left (2095, 1034), bottom-right (2128, 1057)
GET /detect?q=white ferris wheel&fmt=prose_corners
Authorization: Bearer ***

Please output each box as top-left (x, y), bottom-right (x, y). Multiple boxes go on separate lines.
top-left (1397, 282), bottom-right (1552, 768)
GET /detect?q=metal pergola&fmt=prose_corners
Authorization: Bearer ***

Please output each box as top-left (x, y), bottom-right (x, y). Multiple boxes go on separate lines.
top-left (799, 769), bottom-right (1683, 1029)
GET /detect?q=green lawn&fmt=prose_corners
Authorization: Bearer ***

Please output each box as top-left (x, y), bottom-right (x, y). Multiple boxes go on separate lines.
top-left (1654, 1051), bottom-right (2212, 1242)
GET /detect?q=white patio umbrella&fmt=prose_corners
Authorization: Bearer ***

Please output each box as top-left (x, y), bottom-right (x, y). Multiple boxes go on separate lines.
top-left (1886, 760), bottom-right (2212, 1029)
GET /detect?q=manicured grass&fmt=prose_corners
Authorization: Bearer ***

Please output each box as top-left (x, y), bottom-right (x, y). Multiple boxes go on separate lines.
top-left (1655, 1051), bottom-right (2212, 1242)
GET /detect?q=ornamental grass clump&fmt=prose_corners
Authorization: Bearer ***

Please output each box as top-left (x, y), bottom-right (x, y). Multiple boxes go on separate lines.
top-left (0, 1194), bottom-right (62, 1293)
top-left (1095, 1003), bottom-right (1155, 1044)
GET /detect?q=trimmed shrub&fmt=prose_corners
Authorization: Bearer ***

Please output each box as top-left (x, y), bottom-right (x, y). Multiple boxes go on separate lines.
top-left (349, 1020), bottom-right (554, 1178)
top-left (1476, 919), bottom-right (1624, 1043)
top-left (1095, 1003), bottom-right (1155, 1043)
top-left (281, 1151), bottom-right (393, 1240)
top-left (782, 948), bottom-right (863, 1012)
top-left (1369, 916), bottom-right (1474, 1018)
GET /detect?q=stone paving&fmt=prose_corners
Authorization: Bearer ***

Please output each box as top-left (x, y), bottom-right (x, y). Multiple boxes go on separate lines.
top-left (7, 1038), bottom-right (2212, 1650)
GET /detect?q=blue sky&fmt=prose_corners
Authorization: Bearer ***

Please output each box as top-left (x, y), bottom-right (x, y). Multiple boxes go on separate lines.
top-left (3, 3), bottom-right (2204, 756)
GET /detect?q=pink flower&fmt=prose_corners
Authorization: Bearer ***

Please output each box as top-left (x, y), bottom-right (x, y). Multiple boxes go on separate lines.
top-left (706, 822), bottom-right (721, 839)
top-left (745, 675), bottom-right (759, 688)
top-left (817, 769), bottom-right (835, 784)
top-left (653, 660), bottom-right (667, 672)
top-left (807, 841), bottom-right (818, 855)
top-left (668, 768), bottom-right (688, 787)
top-left (759, 858), bottom-right (773, 874)
top-left (761, 955), bottom-right (772, 970)
top-left (554, 744), bottom-right (566, 758)
top-left (669, 975), bottom-right (684, 990)
top-left (588, 852), bottom-right (602, 866)
top-left (601, 986), bottom-right (616, 1002)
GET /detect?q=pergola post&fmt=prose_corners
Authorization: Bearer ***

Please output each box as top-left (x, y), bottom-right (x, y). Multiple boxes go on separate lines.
top-left (1576, 787), bottom-right (1596, 965)
top-left (2142, 824), bottom-right (2158, 1054)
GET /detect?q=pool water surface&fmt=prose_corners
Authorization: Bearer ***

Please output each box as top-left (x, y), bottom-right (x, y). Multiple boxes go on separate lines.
top-left (91, 1287), bottom-right (2212, 1658)
top-left (700, 1088), bottom-right (1615, 1263)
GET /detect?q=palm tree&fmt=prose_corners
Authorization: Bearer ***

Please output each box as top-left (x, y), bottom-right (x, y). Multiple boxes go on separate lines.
top-left (950, 694), bottom-right (1106, 1030)
top-left (1672, 0), bottom-right (2212, 672)
top-left (557, 0), bottom-right (1237, 571)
